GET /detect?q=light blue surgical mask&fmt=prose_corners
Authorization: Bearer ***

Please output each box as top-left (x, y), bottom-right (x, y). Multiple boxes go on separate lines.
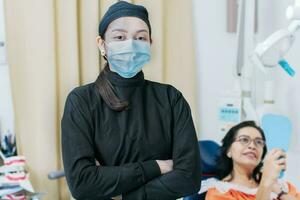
top-left (104, 39), bottom-right (151, 78)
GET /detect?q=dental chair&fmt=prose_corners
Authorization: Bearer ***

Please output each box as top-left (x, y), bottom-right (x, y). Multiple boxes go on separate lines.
top-left (183, 140), bottom-right (220, 200)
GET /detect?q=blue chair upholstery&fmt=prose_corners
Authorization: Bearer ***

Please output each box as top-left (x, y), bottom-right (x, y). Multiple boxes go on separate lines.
top-left (183, 140), bottom-right (220, 200)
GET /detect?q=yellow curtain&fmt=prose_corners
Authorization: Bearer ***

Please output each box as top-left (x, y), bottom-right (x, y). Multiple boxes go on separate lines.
top-left (4, 0), bottom-right (198, 199)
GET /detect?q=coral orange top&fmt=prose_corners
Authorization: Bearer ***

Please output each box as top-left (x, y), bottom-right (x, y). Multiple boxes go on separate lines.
top-left (200, 178), bottom-right (300, 200)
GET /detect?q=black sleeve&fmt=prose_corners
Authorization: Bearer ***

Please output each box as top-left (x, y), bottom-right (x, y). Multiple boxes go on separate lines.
top-left (61, 91), bottom-right (161, 200)
top-left (123, 91), bottom-right (201, 200)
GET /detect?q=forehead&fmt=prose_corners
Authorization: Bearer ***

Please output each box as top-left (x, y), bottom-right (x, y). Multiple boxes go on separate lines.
top-left (236, 127), bottom-right (262, 138)
top-left (106, 16), bottom-right (149, 33)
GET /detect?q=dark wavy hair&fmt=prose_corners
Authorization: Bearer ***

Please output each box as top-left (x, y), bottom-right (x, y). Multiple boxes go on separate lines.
top-left (216, 121), bottom-right (267, 183)
top-left (95, 64), bottom-right (129, 112)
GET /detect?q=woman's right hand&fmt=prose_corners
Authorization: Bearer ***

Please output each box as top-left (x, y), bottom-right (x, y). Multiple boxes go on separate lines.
top-left (261, 149), bottom-right (287, 186)
top-left (156, 160), bottom-right (173, 174)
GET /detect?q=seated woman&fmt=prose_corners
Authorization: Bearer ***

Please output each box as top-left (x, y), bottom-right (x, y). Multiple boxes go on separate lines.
top-left (203, 121), bottom-right (300, 200)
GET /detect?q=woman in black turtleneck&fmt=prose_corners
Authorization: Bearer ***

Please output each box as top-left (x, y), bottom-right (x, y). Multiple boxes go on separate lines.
top-left (61, 1), bottom-right (201, 200)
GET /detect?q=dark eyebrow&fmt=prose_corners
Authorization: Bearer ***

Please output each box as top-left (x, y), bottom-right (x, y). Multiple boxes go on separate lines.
top-left (237, 135), bottom-right (249, 139)
top-left (239, 135), bottom-right (263, 140)
top-left (136, 29), bottom-right (148, 34)
top-left (111, 29), bottom-right (148, 34)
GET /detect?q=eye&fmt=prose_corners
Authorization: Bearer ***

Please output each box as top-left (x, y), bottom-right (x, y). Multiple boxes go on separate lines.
top-left (255, 139), bottom-right (265, 147)
top-left (239, 137), bottom-right (250, 145)
top-left (113, 35), bottom-right (126, 40)
top-left (136, 36), bottom-right (147, 41)
top-left (134, 32), bottom-right (149, 41)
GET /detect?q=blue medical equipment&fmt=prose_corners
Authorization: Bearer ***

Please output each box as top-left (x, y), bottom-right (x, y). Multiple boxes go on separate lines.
top-left (278, 59), bottom-right (296, 77)
top-left (261, 114), bottom-right (292, 178)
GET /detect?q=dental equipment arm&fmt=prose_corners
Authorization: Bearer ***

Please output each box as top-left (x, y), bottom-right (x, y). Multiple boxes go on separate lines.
top-left (235, 0), bottom-right (258, 121)
top-left (252, 2), bottom-right (300, 76)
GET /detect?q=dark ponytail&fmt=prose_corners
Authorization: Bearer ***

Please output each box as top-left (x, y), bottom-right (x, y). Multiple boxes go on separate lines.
top-left (95, 64), bottom-right (129, 112)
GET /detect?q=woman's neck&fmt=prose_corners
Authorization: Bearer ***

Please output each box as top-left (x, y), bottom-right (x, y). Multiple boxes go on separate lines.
top-left (224, 164), bottom-right (258, 188)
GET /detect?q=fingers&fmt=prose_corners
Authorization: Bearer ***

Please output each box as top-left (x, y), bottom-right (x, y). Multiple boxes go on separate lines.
top-left (266, 149), bottom-right (286, 161)
top-left (268, 150), bottom-right (287, 166)
top-left (270, 148), bottom-right (282, 154)
top-left (167, 160), bottom-right (173, 169)
top-left (273, 153), bottom-right (287, 172)
top-left (269, 148), bottom-right (285, 156)
top-left (156, 159), bottom-right (174, 174)
top-left (273, 150), bottom-right (286, 160)
top-left (263, 149), bottom-right (288, 178)
top-left (275, 158), bottom-right (287, 171)
top-left (276, 157), bottom-right (286, 165)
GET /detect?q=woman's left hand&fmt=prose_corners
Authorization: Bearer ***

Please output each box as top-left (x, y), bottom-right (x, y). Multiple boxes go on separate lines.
top-left (156, 159), bottom-right (173, 174)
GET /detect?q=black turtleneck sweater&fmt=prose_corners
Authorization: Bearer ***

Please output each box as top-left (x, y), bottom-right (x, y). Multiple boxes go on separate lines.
top-left (61, 71), bottom-right (201, 200)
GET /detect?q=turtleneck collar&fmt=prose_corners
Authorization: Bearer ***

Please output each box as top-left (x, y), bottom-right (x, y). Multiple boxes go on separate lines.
top-left (106, 69), bottom-right (145, 87)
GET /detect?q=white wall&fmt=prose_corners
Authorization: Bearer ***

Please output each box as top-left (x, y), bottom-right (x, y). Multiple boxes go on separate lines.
top-left (193, 0), bottom-right (300, 187)
top-left (0, 66), bottom-right (14, 133)
top-left (0, 0), bottom-right (15, 135)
